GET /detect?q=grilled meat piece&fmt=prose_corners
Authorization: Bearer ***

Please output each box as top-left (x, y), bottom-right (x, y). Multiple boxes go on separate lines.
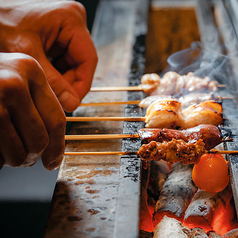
top-left (138, 139), bottom-right (206, 165)
top-left (179, 92), bottom-right (222, 108)
top-left (140, 73), bottom-right (161, 95)
top-left (139, 92), bottom-right (221, 109)
top-left (144, 99), bottom-right (223, 129)
top-left (183, 100), bottom-right (223, 129)
top-left (138, 124), bottom-right (223, 150)
top-left (145, 99), bottom-right (184, 129)
top-left (150, 71), bottom-right (218, 96)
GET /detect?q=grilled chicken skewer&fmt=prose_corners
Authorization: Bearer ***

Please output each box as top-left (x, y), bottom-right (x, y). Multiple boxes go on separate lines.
top-left (69, 99), bottom-right (224, 130)
top-left (144, 99), bottom-right (223, 129)
top-left (90, 71), bottom-right (225, 95)
top-left (139, 92), bottom-right (223, 108)
top-left (138, 139), bottom-right (207, 165)
top-left (64, 148), bottom-right (238, 157)
top-left (80, 92), bottom-right (232, 108)
top-left (151, 71), bottom-right (220, 96)
top-left (138, 124), bottom-right (224, 147)
top-left (65, 124), bottom-right (230, 153)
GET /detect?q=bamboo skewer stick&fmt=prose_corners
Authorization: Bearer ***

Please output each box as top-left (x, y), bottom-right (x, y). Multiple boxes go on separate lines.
top-left (65, 134), bottom-right (232, 142)
top-left (90, 84), bottom-right (227, 92)
top-left (66, 117), bottom-right (146, 122)
top-left (65, 134), bottom-right (140, 140)
top-left (79, 97), bottom-right (233, 107)
top-left (64, 150), bottom-right (238, 156)
top-left (90, 85), bottom-right (143, 92)
top-left (80, 100), bottom-right (141, 107)
top-left (64, 151), bottom-right (137, 156)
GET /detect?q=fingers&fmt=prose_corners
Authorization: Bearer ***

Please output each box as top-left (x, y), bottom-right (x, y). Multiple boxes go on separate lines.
top-left (42, 1), bottom-right (98, 109)
top-left (23, 56), bottom-right (66, 170)
top-left (0, 69), bottom-right (48, 167)
top-left (30, 80), bottom-right (66, 171)
top-left (0, 53), bottom-right (66, 170)
top-left (37, 51), bottom-right (80, 113)
top-left (55, 5), bottom-right (98, 102)
top-left (0, 108), bottom-right (27, 167)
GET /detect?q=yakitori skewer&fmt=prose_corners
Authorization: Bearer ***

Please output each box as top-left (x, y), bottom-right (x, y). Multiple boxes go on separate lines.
top-left (66, 116), bottom-right (145, 122)
top-left (65, 134), bottom-right (140, 140)
top-left (65, 125), bottom-right (232, 152)
top-left (79, 96), bottom-right (232, 108)
top-left (68, 100), bottom-right (224, 129)
top-left (90, 85), bottom-right (144, 92)
top-left (80, 100), bottom-right (141, 107)
top-left (90, 84), bottom-right (226, 93)
top-left (64, 150), bottom-right (238, 156)
top-left (90, 71), bottom-right (226, 95)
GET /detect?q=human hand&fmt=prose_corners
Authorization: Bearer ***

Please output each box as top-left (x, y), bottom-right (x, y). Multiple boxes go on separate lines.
top-left (0, 1), bottom-right (98, 112)
top-left (0, 52), bottom-right (66, 170)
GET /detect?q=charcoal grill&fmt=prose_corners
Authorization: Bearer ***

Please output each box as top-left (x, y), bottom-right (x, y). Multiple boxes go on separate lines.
top-left (44, 0), bottom-right (238, 237)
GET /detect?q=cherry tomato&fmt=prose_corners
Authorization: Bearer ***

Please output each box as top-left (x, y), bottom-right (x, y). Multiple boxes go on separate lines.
top-left (192, 153), bottom-right (229, 193)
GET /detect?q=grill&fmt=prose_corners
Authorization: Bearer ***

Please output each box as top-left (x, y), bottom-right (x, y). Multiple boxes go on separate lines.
top-left (44, 1), bottom-right (238, 237)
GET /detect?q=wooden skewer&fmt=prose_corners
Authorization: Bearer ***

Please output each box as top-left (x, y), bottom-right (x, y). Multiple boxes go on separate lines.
top-left (66, 117), bottom-right (145, 122)
top-left (90, 85), bottom-right (143, 92)
top-left (90, 84), bottom-right (226, 92)
top-left (222, 96), bottom-right (233, 99)
top-left (64, 150), bottom-right (238, 156)
top-left (64, 151), bottom-right (137, 156)
top-left (80, 100), bottom-right (141, 107)
top-left (79, 97), bottom-right (233, 107)
top-left (65, 134), bottom-right (232, 142)
top-left (209, 150), bottom-right (238, 154)
top-left (65, 134), bottom-right (140, 140)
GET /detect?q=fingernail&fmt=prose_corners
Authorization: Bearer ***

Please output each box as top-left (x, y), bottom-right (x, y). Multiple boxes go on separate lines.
top-left (58, 91), bottom-right (79, 112)
top-left (58, 91), bottom-right (71, 102)
top-left (48, 158), bottom-right (62, 171)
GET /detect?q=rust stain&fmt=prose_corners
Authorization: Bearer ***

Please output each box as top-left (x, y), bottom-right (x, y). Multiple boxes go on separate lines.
top-left (74, 179), bottom-right (95, 185)
top-left (87, 209), bottom-right (100, 215)
top-left (93, 195), bottom-right (100, 199)
top-left (76, 168), bottom-right (117, 180)
top-left (86, 189), bottom-right (100, 194)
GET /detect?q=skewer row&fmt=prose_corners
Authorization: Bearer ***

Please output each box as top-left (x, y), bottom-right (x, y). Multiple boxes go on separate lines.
top-left (66, 72), bottom-right (235, 162)
top-left (64, 150), bottom-right (238, 156)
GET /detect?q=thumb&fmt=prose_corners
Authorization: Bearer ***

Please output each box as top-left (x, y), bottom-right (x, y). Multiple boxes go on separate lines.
top-left (37, 55), bottom-right (80, 112)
